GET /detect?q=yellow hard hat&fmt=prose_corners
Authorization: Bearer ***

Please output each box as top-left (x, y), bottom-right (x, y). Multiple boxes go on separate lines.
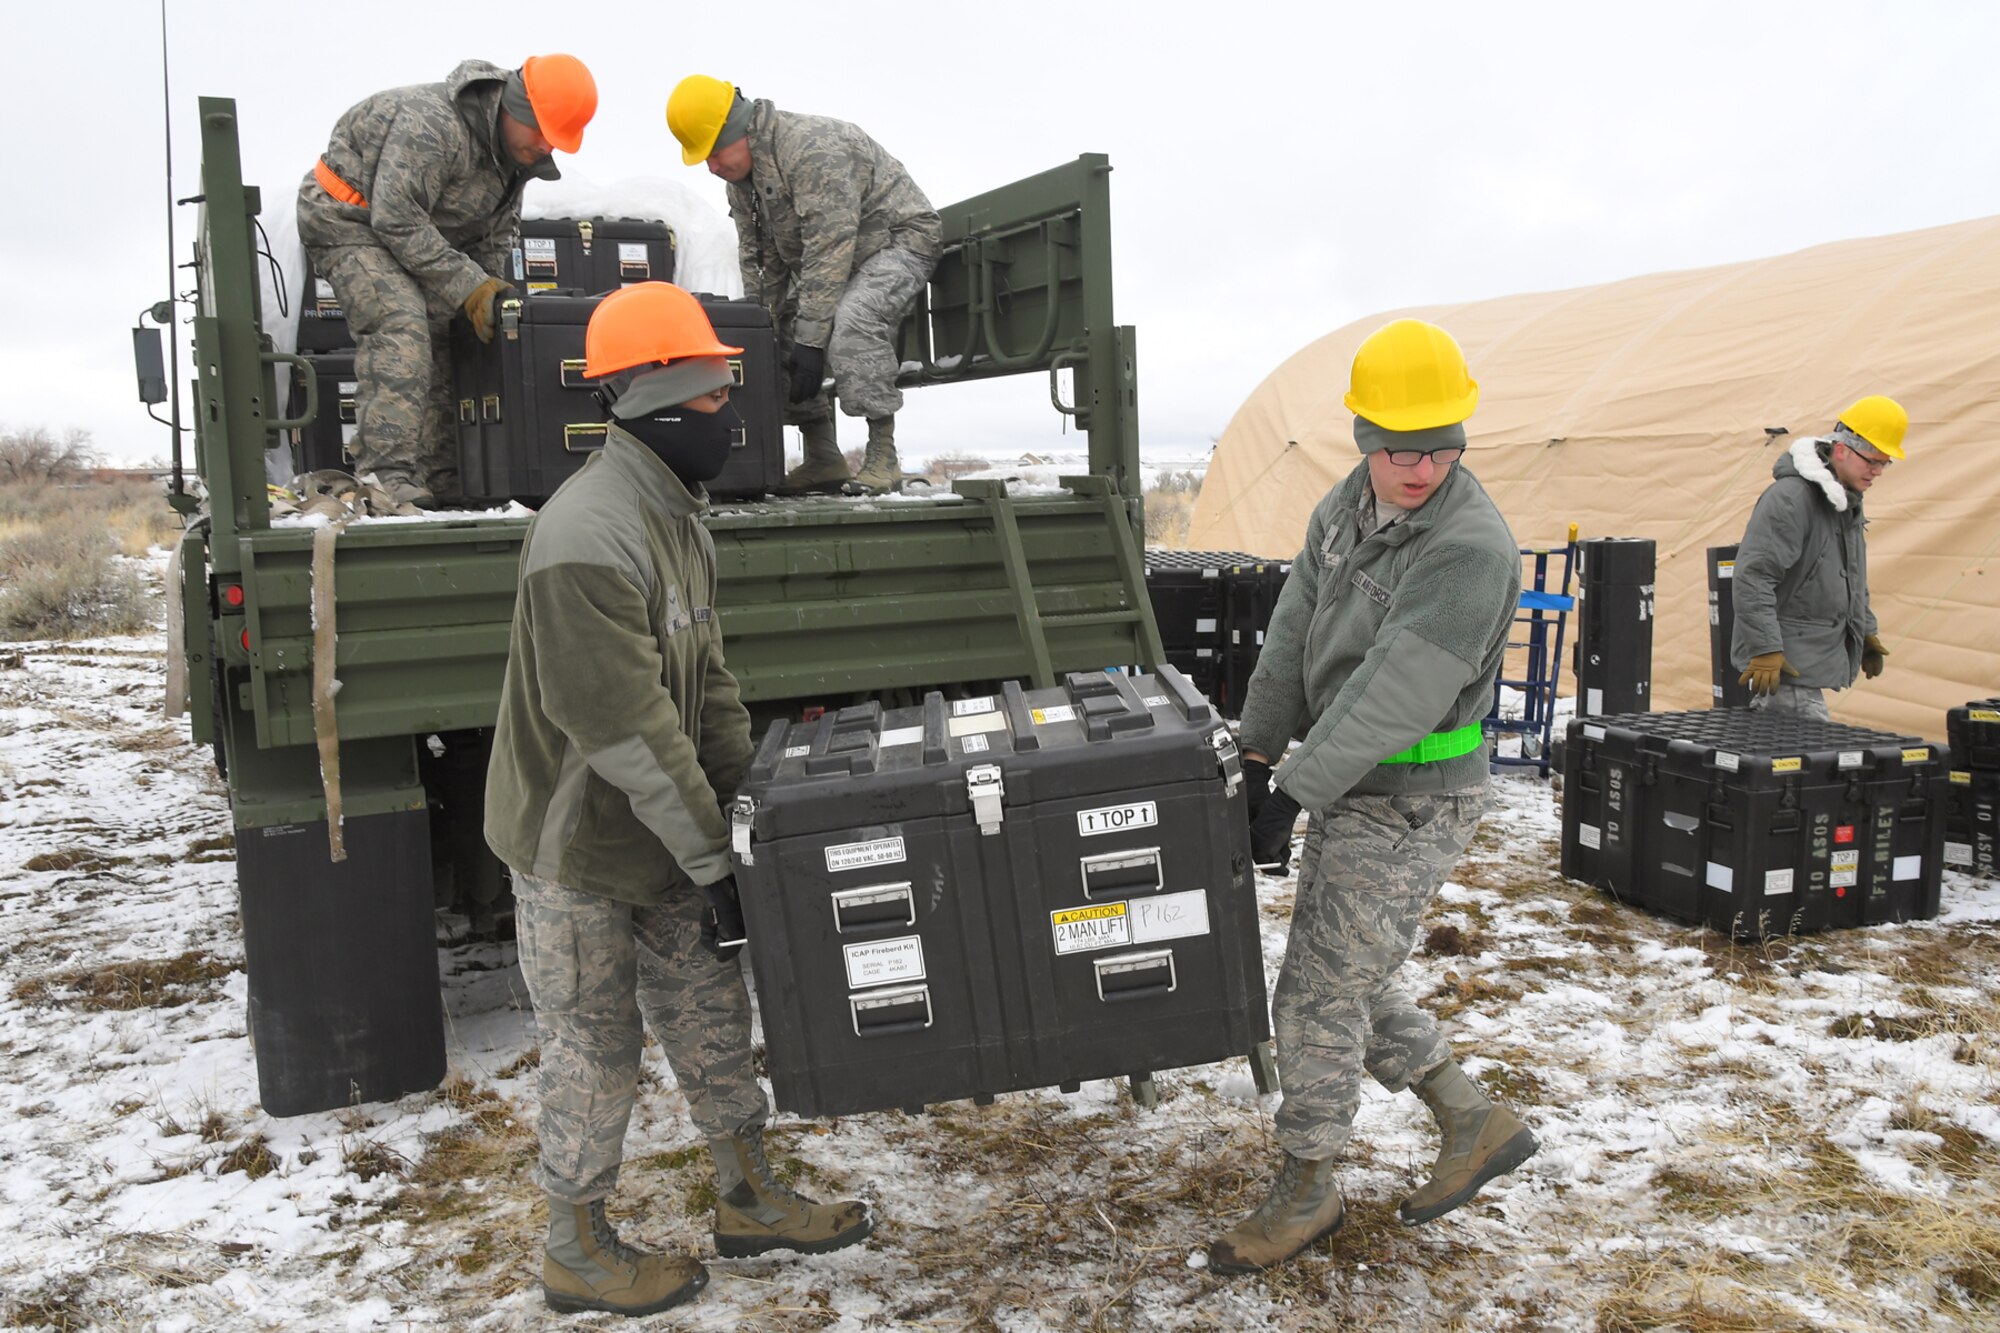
top-left (666, 74), bottom-right (736, 166)
top-left (1343, 319), bottom-right (1480, 432)
top-left (1836, 394), bottom-right (1908, 460)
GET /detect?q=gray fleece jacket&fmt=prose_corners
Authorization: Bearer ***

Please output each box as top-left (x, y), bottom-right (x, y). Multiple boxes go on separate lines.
top-left (1238, 460), bottom-right (1520, 812)
top-left (1730, 435), bottom-right (1876, 690)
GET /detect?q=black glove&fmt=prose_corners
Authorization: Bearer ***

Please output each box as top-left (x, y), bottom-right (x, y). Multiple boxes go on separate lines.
top-left (786, 344), bottom-right (827, 404)
top-left (1242, 757), bottom-right (1273, 823)
top-left (699, 876), bottom-right (747, 962)
top-left (1248, 788), bottom-right (1302, 872)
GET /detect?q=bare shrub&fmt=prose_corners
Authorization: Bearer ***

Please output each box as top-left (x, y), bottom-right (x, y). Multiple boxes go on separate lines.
top-left (923, 451), bottom-right (991, 484)
top-left (0, 512), bottom-right (156, 639)
top-left (0, 425), bottom-right (96, 483)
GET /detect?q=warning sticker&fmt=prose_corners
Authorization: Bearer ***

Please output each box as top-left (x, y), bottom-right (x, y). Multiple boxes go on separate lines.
top-left (825, 836), bottom-right (906, 874)
top-left (1952, 770), bottom-right (1972, 786)
top-left (1902, 747), bottom-right (1931, 765)
top-left (843, 936), bottom-right (925, 989)
top-left (1050, 902), bottom-right (1130, 955)
top-left (1031, 704), bottom-right (1077, 725)
top-left (1717, 560), bottom-right (1736, 579)
top-left (948, 711), bottom-right (1007, 738)
top-left (1131, 889), bottom-right (1210, 944)
top-left (1972, 710), bottom-right (2000, 723)
top-left (1830, 850), bottom-right (1859, 888)
top-left (1076, 800), bottom-right (1157, 837)
top-left (1771, 757), bottom-right (1802, 773)
top-left (952, 696), bottom-right (996, 716)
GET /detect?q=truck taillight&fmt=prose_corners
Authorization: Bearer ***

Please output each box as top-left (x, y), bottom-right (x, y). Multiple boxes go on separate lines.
top-left (240, 629), bottom-right (250, 651)
top-left (222, 583), bottom-right (245, 608)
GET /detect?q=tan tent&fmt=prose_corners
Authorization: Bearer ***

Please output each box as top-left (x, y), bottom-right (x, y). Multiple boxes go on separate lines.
top-left (1189, 215), bottom-right (2000, 742)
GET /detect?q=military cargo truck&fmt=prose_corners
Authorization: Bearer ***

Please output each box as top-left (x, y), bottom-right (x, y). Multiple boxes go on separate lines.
top-left (137, 97), bottom-right (1168, 1116)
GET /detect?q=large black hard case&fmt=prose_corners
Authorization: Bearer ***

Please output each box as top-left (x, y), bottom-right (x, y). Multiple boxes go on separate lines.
top-left (1560, 708), bottom-right (1947, 938)
top-left (1574, 537), bottom-right (1655, 717)
top-left (514, 217), bottom-right (675, 295)
top-left (452, 292), bottom-right (782, 506)
top-left (1706, 546), bottom-right (1754, 708)
top-left (727, 668), bottom-right (1271, 1118)
top-left (289, 351), bottom-right (358, 475)
top-left (1142, 550), bottom-right (1252, 708)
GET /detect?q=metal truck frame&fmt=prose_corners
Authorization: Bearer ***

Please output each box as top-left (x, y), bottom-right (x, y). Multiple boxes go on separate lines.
top-left (147, 96), bottom-right (1167, 1116)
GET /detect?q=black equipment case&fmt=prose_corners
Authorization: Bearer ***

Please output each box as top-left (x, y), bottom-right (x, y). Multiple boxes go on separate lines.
top-left (1559, 708), bottom-right (1948, 939)
top-left (289, 351), bottom-right (358, 475)
top-left (295, 255), bottom-right (353, 353)
top-left (727, 668), bottom-right (1275, 1118)
top-left (1574, 537), bottom-right (1655, 717)
top-left (1141, 551), bottom-right (1289, 718)
top-left (514, 217), bottom-right (675, 295)
top-left (452, 292), bottom-right (782, 507)
top-left (1944, 698), bottom-right (2000, 879)
top-left (1706, 546), bottom-right (1754, 708)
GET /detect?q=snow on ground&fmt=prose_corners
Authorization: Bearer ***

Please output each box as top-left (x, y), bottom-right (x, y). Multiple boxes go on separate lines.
top-left (3, 592), bottom-right (1998, 1330)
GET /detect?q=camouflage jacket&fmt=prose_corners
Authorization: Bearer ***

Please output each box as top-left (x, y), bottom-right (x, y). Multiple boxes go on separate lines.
top-left (725, 99), bottom-right (942, 347)
top-left (296, 59), bottom-right (552, 309)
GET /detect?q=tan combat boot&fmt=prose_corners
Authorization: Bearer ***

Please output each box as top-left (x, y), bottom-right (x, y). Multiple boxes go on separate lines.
top-left (710, 1129), bottom-right (873, 1258)
top-left (1206, 1152), bottom-right (1345, 1275)
top-left (542, 1196), bottom-right (707, 1316)
top-left (777, 419), bottom-right (852, 494)
top-left (360, 469), bottom-right (434, 512)
top-left (843, 417), bottom-right (901, 495)
top-left (1399, 1059), bottom-right (1539, 1225)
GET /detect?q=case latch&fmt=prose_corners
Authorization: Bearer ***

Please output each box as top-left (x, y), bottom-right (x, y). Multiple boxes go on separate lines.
top-left (1207, 727), bottom-right (1244, 797)
top-left (966, 764), bottom-right (1005, 835)
top-left (729, 795), bottom-right (757, 866)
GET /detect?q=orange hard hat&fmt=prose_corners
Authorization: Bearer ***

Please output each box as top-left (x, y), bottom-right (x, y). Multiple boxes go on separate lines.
top-left (521, 54), bottom-right (598, 154)
top-left (584, 282), bottom-right (742, 378)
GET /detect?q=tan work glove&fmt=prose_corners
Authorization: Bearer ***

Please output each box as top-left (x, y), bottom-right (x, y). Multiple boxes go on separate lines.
top-left (1862, 634), bottom-right (1889, 679)
top-left (462, 276), bottom-right (511, 343)
top-left (1738, 651), bottom-right (1798, 696)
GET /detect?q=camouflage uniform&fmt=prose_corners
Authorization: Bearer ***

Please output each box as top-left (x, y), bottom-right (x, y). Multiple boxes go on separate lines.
top-left (297, 59), bottom-right (550, 492)
top-left (513, 870), bottom-right (765, 1200)
top-left (1238, 461), bottom-right (1520, 1161)
top-left (485, 427), bottom-right (763, 1202)
top-left (726, 100), bottom-right (942, 424)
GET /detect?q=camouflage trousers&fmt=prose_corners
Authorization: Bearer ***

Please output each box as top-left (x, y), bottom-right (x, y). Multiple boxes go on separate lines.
top-left (306, 239), bottom-right (461, 492)
top-left (781, 245), bottom-right (935, 425)
top-left (1270, 788), bottom-right (1489, 1159)
top-left (1748, 683), bottom-right (1831, 721)
top-left (512, 872), bottom-right (768, 1203)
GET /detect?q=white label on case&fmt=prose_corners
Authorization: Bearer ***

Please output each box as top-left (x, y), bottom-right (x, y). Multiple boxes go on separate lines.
top-left (617, 241), bottom-right (649, 263)
top-left (1077, 800), bottom-right (1158, 836)
top-left (1050, 902), bottom-right (1131, 955)
top-left (1579, 824), bottom-right (1601, 850)
top-left (1765, 868), bottom-right (1795, 896)
top-left (1131, 889), bottom-right (1210, 944)
top-left (878, 725), bottom-right (923, 748)
top-left (952, 696), bottom-right (995, 716)
top-left (947, 712), bottom-right (1007, 737)
top-left (1706, 862), bottom-right (1734, 893)
top-left (1715, 751), bottom-right (1740, 772)
top-left (1583, 725), bottom-right (1606, 741)
top-left (783, 744), bottom-right (811, 759)
top-left (1717, 561), bottom-right (1735, 579)
top-left (1586, 688), bottom-right (1604, 716)
top-left (960, 733), bottom-right (990, 754)
top-left (1893, 855), bottom-right (1921, 881)
top-left (843, 936), bottom-right (925, 989)
top-left (1945, 840), bottom-right (1973, 867)
top-left (1838, 750), bottom-right (1864, 769)
top-left (825, 836), bottom-right (906, 873)
top-left (1195, 618), bottom-right (1218, 634)
top-left (1831, 850), bottom-right (1859, 887)
top-left (1141, 695), bottom-right (1169, 708)
top-left (1031, 704), bottom-right (1077, 725)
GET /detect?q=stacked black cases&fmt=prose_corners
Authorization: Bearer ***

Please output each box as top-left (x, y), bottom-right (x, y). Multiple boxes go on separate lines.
top-left (727, 668), bottom-right (1270, 1118)
top-left (1141, 550), bottom-right (1257, 712)
top-left (290, 351), bottom-right (358, 474)
top-left (1707, 545), bottom-right (1753, 707)
top-left (1220, 559), bottom-right (1291, 718)
top-left (515, 218), bottom-right (675, 295)
top-left (295, 254), bottom-right (352, 352)
top-left (1574, 538), bottom-right (1655, 717)
top-left (1945, 699), bottom-right (2000, 878)
top-left (453, 293), bottom-right (783, 507)
top-left (1560, 708), bottom-right (1948, 939)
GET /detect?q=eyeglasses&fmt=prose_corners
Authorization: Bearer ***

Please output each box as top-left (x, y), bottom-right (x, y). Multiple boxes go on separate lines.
top-left (1381, 447), bottom-right (1465, 468)
top-left (1842, 442), bottom-right (1892, 470)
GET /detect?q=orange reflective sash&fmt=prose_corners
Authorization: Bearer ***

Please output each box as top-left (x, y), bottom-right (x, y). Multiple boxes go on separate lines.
top-left (313, 157), bottom-right (369, 208)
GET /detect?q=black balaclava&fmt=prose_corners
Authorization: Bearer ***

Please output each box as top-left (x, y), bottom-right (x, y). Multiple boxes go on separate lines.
top-left (618, 404), bottom-right (743, 487)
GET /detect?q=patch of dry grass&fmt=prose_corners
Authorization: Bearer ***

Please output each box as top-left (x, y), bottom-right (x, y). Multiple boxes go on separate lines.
top-left (10, 949), bottom-right (234, 1011)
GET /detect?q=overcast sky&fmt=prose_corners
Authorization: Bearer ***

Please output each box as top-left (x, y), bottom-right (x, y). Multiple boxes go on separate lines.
top-left (20, 1), bottom-right (2000, 465)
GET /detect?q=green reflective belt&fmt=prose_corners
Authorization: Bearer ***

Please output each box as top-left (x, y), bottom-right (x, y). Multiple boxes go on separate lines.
top-left (1378, 722), bottom-right (1486, 765)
